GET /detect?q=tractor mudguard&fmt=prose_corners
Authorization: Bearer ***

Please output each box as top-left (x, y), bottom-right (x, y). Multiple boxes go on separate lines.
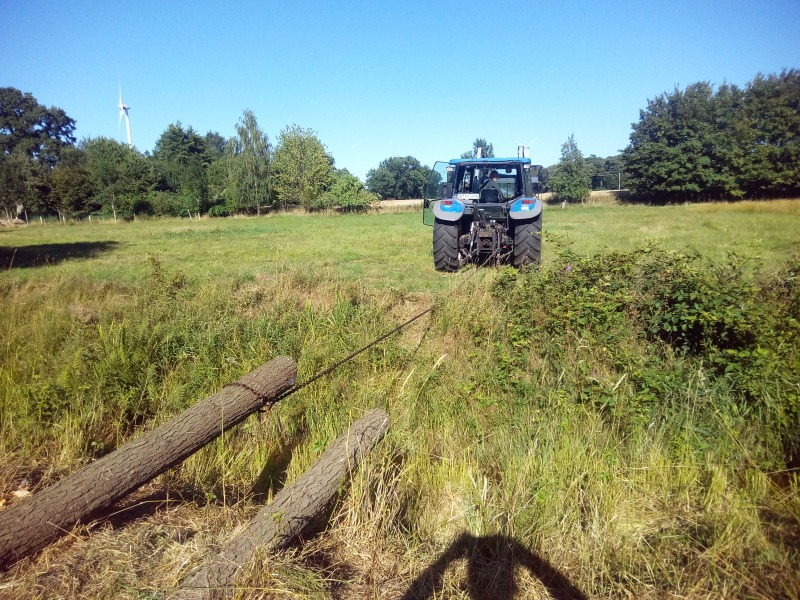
top-left (508, 197), bottom-right (542, 220)
top-left (432, 198), bottom-right (465, 222)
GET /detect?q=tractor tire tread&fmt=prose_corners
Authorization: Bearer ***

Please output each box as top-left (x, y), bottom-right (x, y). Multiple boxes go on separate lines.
top-left (433, 220), bottom-right (459, 272)
top-left (512, 215), bottom-right (542, 267)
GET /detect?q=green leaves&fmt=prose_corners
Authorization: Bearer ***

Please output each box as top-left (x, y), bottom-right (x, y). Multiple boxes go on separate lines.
top-left (149, 122), bottom-right (215, 214)
top-left (0, 87), bottom-right (78, 214)
top-left (271, 124), bottom-right (334, 209)
top-left (624, 70), bottom-right (800, 201)
top-left (83, 137), bottom-right (153, 217)
top-left (318, 169), bottom-right (377, 212)
top-left (491, 245), bottom-right (800, 454)
top-left (0, 87), bottom-right (76, 166)
top-left (365, 156), bottom-right (428, 200)
top-left (226, 109), bottom-right (272, 214)
top-left (460, 137), bottom-right (495, 159)
top-left (549, 134), bottom-right (591, 204)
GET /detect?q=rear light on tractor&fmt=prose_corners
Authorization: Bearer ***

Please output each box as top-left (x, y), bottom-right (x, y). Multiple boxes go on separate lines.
top-left (521, 199), bottom-right (534, 205)
top-left (442, 200), bottom-right (454, 206)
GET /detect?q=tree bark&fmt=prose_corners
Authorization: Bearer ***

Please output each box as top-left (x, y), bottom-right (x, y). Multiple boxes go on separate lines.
top-left (0, 356), bottom-right (297, 570)
top-left (172, 407), bottom-right (390, 600)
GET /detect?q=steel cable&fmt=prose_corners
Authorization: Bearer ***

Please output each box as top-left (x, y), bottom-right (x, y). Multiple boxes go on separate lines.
top-left (268, 251), bottom-right (492, 404)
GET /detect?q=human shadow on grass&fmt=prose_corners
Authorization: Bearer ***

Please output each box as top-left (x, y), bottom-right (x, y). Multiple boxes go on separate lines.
top-left (401, 532), bottom-right (588, 600)
top-left (0, 241), bottom-right (119, 269)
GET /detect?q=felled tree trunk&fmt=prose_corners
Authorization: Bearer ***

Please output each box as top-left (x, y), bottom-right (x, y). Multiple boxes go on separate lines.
top-left (172, 407), bottom-right (390, 600)
top-left (0, 356), bottom-right (297, 570)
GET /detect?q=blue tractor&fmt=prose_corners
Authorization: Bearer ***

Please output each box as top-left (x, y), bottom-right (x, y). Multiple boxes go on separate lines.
top-left (423, 155), bottom-right (544, 271)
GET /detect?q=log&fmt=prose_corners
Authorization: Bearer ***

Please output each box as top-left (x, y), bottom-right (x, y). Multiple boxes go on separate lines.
top-left (172, 407), bottom-right (390, 600)
top-left (0, 356), bottom-right (297, 570)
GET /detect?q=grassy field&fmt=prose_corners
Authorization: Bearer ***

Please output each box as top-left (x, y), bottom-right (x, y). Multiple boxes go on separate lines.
top-left (1, 200), bottom-right (799, 598)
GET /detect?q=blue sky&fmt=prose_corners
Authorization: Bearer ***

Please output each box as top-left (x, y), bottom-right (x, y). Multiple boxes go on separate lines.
top-left (2, 1), bottom-right (798, 180)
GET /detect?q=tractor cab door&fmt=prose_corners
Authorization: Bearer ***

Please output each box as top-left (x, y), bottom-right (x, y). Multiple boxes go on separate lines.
top-left (527, 165), bottom-right (545, 196)
top-left (423, 161), bottom-right (451, 226)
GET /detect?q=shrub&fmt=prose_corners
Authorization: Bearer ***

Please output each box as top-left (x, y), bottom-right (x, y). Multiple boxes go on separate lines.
top-left (207, 204), bottom-right (230, 218)
top-left (492, 245), bottom-right (800, 461)
top-left (319, 170), bottom-right (377, 213)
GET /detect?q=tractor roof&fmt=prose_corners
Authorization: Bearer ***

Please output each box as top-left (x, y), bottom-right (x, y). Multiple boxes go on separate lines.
top-left (449, 157), bottom-right (531, 166)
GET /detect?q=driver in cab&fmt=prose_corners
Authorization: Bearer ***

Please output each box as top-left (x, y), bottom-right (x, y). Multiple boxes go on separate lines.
top-left (479, 170), bottom-right (505, 201)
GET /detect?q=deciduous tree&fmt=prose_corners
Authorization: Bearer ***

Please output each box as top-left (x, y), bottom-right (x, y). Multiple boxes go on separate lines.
top-left (152, 122), bottom-right (212, 214)
top-left (622, 72), bottom-right (800, 201)
top-left (737, 69), bottom-right (800, 198)
top-left (83, 137), bottom-right (152, 217)
top-left (0, 87), bottom-right (77, 215)
top-left (49, 147), bottom-right (97, 218)
top-left (271, 124), bottom-right (334, 209)
top-left (366, 156), bottom-right (428, 199)
top-left (0, 87), bottom-right (76, 166)
top-left (226, 110), bottom-right (271, 214)
top-left (318, 169), bottom-right (377, 212)
top-left (550, 134), bottom-right (590, 204)
top-left (461, 138), bottom-right (494, 159)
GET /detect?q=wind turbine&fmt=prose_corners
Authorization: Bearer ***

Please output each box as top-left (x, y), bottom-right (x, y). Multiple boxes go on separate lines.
top-left (118, 86), bottom-right (132, 148)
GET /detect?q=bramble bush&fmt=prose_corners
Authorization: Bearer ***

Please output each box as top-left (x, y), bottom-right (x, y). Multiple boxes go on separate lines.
top-left (492, 243), bottom-right (800, 464)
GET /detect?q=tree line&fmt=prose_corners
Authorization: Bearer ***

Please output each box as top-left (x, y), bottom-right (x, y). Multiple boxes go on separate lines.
top-left (0, 89), bottom-right (379, 220)
top-left (624, 69), bottom-right (800, 201)
top-left (548, 69), bottom-right (800, 204)
top-left (3, 69), bottom-right (799, 218)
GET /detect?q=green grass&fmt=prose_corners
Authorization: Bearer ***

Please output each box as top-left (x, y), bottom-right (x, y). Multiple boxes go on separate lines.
top-left (1, 201), bottom-right (799, 599)
top-left (545, 199), bottom-right (800, 271)
top-left (3, 200), bottom-right (797, 288)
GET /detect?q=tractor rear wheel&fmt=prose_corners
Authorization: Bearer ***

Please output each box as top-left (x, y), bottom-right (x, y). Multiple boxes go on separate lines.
top-left (512, 215), bottom-right (542, 267)
top-left (433, 219), bottom-right (459, 272)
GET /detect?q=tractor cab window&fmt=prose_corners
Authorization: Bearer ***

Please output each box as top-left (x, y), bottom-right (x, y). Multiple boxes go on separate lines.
top-left (456, 164), bottom-right (522, 199)
top-left (493, 167), bottom-right (521, 198)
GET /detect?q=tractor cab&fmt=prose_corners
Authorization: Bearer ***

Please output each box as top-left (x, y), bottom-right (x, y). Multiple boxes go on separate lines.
top-left (423, 158), bottom-right (544, 225)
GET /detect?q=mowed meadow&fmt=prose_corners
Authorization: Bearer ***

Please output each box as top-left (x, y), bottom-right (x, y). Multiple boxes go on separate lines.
top-left (1, 200), bottom-right (799, 599)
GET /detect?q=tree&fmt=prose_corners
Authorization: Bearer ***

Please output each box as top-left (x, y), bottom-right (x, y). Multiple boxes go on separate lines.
top-left (585, 154), bottom-right (606, 190)
top-left (549, 134), bottom-right (591, 204)
top-left (623, 82), bottom-right (737, 202)
top-left (0, 87), bottom-right (76, 166)
top-left (49, 146), bottom-right (98, 218)
top-left (461, 138), bottom-right (495, 159)
top-left (318, 169), bottom-right (378, 212)
top-left (0, 87), bottom-right (77, 215)
top-left (604, 155), bottom-right (626, 190)
top-left (0, 150), bottom-right (36, 217)
top-left (204, 130), bottom-right (226, 159)
top-left (271, 124), bottom-right (334, 209)
top-left (586, 154), bottom-right (626, 190)
top-left (83, 137), bottom-right (152, 217)
top-left (226, 110), bottom-right (272, 214)
top-left (151, 122), bottom-right (213, 214)
top-left (737, 70), bottom-right (800, 198)
top-left (365, 156), bottom-right (428, 199)
top-left (621, 74), bottom-right (800, 201)
top-left (364, 166), bottom-right (395, 199)
top-left (620, 76), bottom-right (799, 201)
